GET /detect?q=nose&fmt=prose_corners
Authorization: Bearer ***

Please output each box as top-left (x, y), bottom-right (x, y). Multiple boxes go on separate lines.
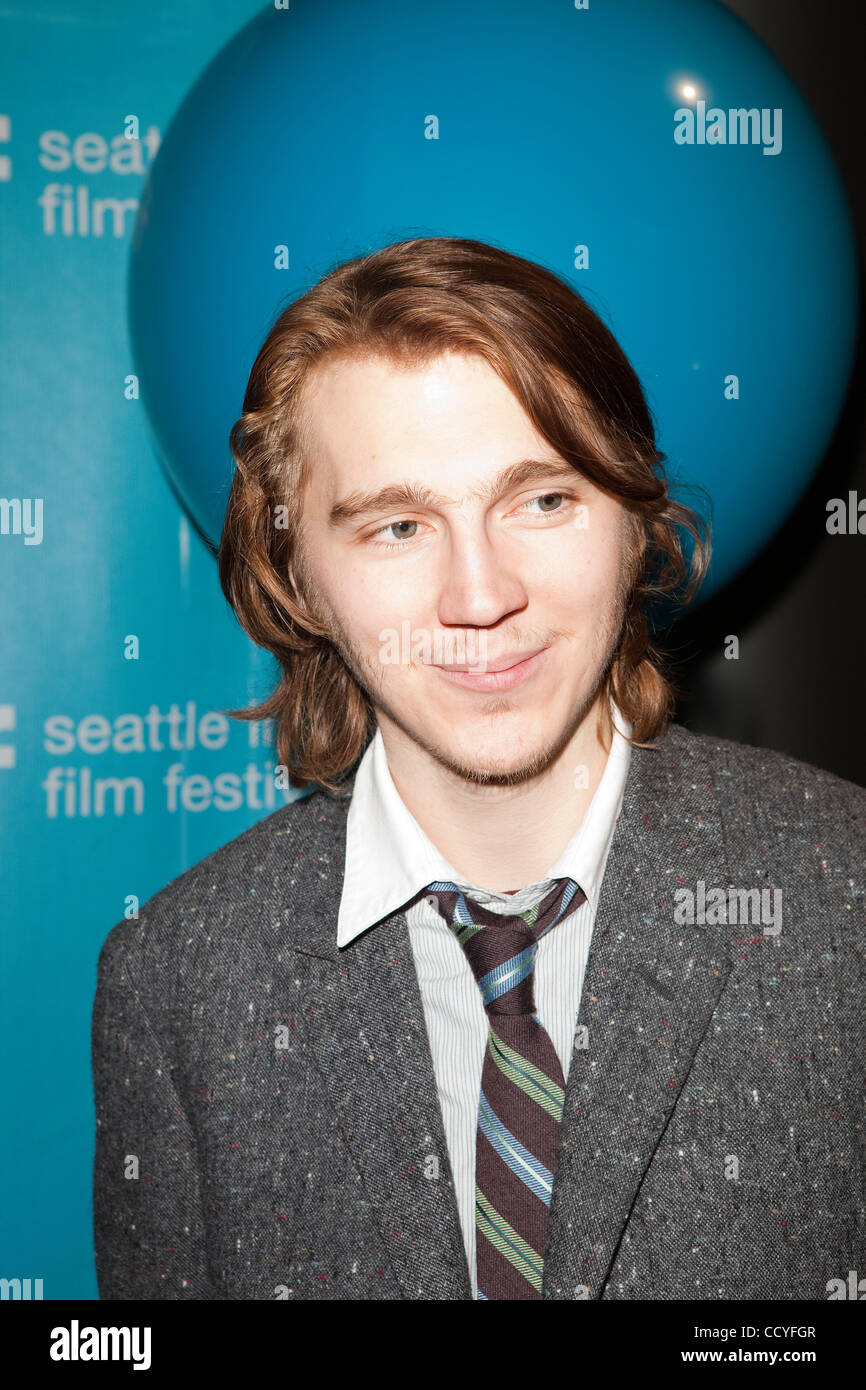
top-left (435, 523), bottom-right (528, 629)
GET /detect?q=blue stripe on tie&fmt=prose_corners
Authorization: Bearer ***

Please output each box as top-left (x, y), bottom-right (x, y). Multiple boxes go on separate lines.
top-left (426, 881), bottom-right (480, 932)
top-left (453, 891), bottom-right (477, 928)
top-left (560, 878), bottom-right (580, 911)
top-left (478, 1090), bottom-right (554, 1204)
top-left (535, 878), bottom-right (581, 940)
top-left (477, 944), bottom-right (536, 1006)
top-left (477, 1289), bottom-right (488, 1300)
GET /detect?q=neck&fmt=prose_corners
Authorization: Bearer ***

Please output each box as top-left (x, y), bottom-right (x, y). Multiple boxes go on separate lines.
top-left (377, 694), bottom-right (613, 893)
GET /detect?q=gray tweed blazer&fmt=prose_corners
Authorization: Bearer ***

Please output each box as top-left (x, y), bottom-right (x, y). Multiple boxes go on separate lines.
top-left (91, 722), bottom-right (866, 1300)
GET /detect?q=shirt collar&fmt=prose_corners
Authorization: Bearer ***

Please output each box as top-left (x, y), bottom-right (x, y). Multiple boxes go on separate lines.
top-left (337, 701), bottom-right (633, 949)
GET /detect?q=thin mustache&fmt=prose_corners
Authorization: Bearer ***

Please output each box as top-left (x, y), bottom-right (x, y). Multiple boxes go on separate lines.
top-left (433, 645), bottom-right (548, 673)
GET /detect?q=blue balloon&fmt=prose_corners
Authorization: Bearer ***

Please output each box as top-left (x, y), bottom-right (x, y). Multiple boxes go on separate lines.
top-left (128, 0), bottom-right (858, 604)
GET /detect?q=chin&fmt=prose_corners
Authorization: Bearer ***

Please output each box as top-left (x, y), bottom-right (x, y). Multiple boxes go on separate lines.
top-left (429, 731), bottom-right (563, 786)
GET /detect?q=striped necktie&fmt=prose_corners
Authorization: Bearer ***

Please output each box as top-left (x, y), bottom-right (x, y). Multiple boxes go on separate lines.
top-left (426, 876), bottom-right (585, 1300)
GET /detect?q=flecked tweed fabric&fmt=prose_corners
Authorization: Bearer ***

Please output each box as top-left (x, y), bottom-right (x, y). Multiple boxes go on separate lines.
top-left (91, 722), bottom-right (866, 1300)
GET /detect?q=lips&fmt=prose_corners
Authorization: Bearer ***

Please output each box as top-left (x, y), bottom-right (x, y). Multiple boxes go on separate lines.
top-left (436, 648), bottom-right (546, 673)
top-left (433, 646), bottom-right (549, 691)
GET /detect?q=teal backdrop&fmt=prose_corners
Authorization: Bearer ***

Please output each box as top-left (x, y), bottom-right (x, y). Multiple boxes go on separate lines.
top-left (0, 0), bottom-right (283, 1300)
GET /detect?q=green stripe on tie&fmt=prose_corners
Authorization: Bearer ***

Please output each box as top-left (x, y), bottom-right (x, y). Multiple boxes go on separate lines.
top-left (475, 1188), bottom-right (544, 1294)
top-left (488, 1029), bottom-right (565, 1121)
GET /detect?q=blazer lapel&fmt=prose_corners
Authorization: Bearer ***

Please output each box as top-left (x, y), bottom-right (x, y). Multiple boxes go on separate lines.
top-left (542, 733), bottom-right (735, 1298)
top-left (296, 910), bottom-right (473, 1300)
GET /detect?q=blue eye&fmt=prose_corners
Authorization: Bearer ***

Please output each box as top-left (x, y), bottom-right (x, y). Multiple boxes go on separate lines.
top-left (371, 518), bottom-right (420, 548)
top-left (525, 492), bottom-right (564, 513)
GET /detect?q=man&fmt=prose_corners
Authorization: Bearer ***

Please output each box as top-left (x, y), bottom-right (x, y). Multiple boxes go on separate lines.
top-left (93, 237), bottom-right (865, 1300)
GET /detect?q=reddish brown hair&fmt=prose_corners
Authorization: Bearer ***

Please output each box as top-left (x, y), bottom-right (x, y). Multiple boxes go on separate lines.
top-left (219, 236), bottom-right (710, 792)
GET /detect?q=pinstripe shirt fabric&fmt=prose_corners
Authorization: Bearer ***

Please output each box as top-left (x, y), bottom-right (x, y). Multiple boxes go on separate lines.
top-left (337, 704), bottom-right (632, 1295)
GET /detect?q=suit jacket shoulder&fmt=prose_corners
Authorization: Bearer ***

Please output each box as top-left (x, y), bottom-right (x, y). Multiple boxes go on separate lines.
top-left (95, 783), bottom-right (351, 1020)
top-left (656, 721), bottom-right (866, 878)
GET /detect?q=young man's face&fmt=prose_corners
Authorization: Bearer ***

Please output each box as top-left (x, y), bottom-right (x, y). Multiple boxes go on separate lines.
top-left (293, 350), bottom-right (631, 785)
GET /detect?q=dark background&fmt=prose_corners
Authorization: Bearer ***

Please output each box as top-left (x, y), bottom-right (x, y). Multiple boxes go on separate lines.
top-left (669, 0), bottom-right (865, 786)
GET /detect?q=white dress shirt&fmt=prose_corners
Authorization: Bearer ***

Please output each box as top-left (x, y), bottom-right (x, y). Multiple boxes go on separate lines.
top-left (337, 702), bottom-right (633, 1295)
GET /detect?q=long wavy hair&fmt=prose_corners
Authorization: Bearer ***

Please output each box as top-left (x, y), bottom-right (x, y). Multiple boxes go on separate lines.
top-left (219, 236), bottom-right (710, 793)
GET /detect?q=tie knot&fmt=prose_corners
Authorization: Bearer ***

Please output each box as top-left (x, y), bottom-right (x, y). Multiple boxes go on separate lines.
top-left (425, 877), bottom-right (583, 1016)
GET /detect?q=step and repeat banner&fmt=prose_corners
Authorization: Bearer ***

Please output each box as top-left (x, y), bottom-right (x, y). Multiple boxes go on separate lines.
top-left (0, 0), bottom-right (282, 1299)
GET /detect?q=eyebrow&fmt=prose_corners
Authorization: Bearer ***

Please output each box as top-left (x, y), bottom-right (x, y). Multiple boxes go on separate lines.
top-left (327, 457), bottom-right (583, 528)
